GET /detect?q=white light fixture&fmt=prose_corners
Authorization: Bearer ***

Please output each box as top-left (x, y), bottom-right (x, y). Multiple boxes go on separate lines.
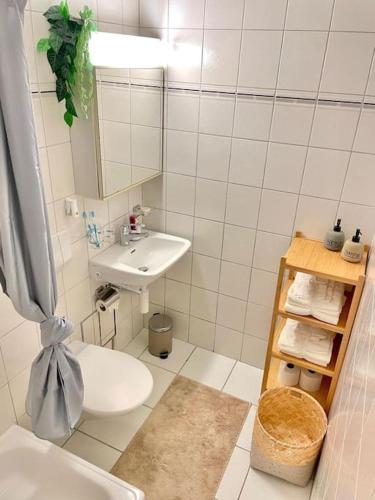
top-left (89, 32), bottom-right (164, 68)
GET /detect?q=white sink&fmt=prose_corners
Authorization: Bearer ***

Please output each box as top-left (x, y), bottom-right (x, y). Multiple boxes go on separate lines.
top-left (90, 231), bottom-right (191, 288)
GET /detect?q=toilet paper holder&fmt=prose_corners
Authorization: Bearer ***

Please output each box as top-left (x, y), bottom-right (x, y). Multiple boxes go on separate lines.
top-left (95, 284), bottom-right (120, 313)
top-left (79, 284), bottom-right (120, 349)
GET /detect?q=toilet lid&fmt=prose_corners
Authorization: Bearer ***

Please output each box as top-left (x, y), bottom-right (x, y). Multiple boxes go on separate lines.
top-left (70, 341), bottom-right (153, 418)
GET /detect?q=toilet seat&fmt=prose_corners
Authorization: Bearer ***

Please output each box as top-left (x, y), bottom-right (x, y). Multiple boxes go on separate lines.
top-left (70, 341), bottom-right (153, 418)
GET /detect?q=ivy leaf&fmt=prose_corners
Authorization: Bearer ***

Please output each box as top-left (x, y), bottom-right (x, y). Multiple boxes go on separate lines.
top-left (47, 48), bottom-right (59, 72)
top-left (64, 111), bottom-right (73, 127)
top-left (60, 64), bottom-right (70, 80)
top-left (44, 5), bottom-right (63, 22)
top-left (56, 78), bottom-right (67, 101)
top-left (36, 38), bottom-right (50, 52)
top-left (66, 96), bottom-right (78, 117)
top-left (49, 31), bottom-right (63, 53)
top-left (64, 43), bottom-right (76, 59)
top-left (50, 20), bottom-right (67, 38)
top-left (80, 6), bottom-right (90, 18)
top-left (88, 20), bottom-right (97, 31)
top-left (67, 68), bottom-right (75, 85)
top-left (67, 19), bottom-right (83, 38)
top-left (59, 0), bottom-right (70, 21)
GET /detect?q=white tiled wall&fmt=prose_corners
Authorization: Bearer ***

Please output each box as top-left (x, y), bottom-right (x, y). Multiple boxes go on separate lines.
top-left (311, 238), bottom-right (375, 500)
top-left (140, 0), bottom-right (375, 368)
top-left (0, 0), bottom-right (143, 435)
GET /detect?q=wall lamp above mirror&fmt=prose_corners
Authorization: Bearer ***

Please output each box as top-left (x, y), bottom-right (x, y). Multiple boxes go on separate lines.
top-left (89, 32), bottom-right (165, 69)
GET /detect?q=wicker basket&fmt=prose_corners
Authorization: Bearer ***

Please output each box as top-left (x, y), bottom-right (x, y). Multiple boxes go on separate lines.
top-left (251, 387), bottom-right (327, 487)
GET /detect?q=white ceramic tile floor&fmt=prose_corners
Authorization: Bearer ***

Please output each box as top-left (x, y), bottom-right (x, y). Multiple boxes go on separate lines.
top-left (61, 330), bottom-right (312, 499)
top-left (237, 406), bottom-right (257, 452)
top-left (239, 468), bottom-right (312, 500)
top-left (223, 361), bottom-right (263, 404)
top-left (78, 405), bottom-right (151, 451)
top-left (123, 328), bottom-right (149, 357)
top-left (143, 362), bottom-right (176, 408)
top-left (63, 430), bottom-right (121, 471)
top-left (180, 347), bottom-right (236, 389)
top-left (216, 446), bottom-right (250, 500)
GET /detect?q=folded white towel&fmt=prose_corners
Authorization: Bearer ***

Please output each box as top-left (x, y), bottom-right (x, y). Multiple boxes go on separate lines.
top-left (284, 302), bottom-right (311, 316)
top-left (285, 272), bottom-right (346, 325)
top-left (313, 281), bottom-right (346, 314)
top-left (312, 309), bottom-right (341, 325)
top-left (288, 273), bottom-right (314, 307)
top-left (278, 319), bottom-right (335, 367)
top-left (305, 354), bottom-right (331, 366)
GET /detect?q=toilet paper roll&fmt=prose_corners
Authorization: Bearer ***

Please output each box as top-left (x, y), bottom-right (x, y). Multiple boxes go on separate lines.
top-left (95, 286), bottom-right (120, 313)
top-left (299, 368), bottom-right (322, 392)
top-left (96, 298), bottom-right (119, 313)
top-left (278, 361), bottom-right (301, 387)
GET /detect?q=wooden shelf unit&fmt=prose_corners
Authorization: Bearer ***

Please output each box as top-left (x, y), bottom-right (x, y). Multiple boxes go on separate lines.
top-left (262, 234), bottom-right (367, 412)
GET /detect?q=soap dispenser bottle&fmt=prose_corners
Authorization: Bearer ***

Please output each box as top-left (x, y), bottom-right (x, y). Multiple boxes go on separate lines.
top-left (341, 229), bottom-right (364, 263)
top-left (324, 218), bottom-right (345, 251)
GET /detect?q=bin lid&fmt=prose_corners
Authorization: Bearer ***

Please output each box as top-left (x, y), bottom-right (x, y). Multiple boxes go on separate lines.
top-left (149, 313), bottom-right (172, 332)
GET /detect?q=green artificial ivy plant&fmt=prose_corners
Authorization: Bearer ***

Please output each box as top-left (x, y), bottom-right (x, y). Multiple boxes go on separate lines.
top-left (37, 1), bottom-right (96, 127)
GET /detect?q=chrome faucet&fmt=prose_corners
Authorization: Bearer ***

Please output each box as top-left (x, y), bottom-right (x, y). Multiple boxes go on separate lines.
top-left (120, 224), bottom-right (131, 246)
top-left (120, 205), bottom-right (152, 246)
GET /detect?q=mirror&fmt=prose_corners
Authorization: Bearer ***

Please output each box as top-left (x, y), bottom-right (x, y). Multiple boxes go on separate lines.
top-left (71, 67), bottom-right (163, 199)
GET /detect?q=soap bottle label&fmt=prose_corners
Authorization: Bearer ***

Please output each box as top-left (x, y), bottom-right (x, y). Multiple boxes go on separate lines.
top-left (326, 238), bottom-right (341, 250)
top-left (345, 249), bottom-right (360, 259)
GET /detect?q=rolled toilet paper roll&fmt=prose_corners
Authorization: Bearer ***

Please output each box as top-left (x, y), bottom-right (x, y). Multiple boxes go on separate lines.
top-left (96, 298), bottom-right (119, 313)
top-left (95, 285), bottom-right (120, 313)
top-left (299, 368), bottom-right (322, 392)
top-left (278, 361), bottom-right (301, 386)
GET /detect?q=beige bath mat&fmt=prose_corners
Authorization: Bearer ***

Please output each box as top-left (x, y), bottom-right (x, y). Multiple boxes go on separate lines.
top-left (111, 375), bottom-right (249, 500)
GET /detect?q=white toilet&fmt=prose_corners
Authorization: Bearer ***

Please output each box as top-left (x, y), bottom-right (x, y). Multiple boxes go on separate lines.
top-left (70, 341), bottom-right (153, 418)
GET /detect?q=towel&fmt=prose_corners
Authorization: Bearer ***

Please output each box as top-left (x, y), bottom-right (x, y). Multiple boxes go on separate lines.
top-left (278, 319), bottom-right (335, 367)
top-left (287, 272), bottom-right (314, 307)
top-left (284, 302), bottom-right (311, 317)
top-left (313, 278), bottom-right (346, 313)
top-left (285, 272), bottom-right (346, 325)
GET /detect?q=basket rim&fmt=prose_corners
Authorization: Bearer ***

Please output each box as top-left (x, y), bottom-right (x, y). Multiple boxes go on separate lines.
top-left (256, 387), bottom-right (328, 449)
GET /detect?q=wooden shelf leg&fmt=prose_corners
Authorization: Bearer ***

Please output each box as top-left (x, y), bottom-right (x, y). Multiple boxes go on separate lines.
top-left (261, 257), bottom-right (286, 393)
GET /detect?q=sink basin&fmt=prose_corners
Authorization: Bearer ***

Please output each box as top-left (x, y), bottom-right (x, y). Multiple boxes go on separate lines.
top-left (90, 231), bottom-right (191, 288)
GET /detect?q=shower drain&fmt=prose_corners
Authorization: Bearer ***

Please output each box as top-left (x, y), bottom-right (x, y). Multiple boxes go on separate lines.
top-left (138, 266), bottom-right (149, 272)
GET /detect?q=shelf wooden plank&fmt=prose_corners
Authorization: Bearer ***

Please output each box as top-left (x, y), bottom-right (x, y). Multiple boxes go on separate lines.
top-left (266, 357), bottom-right (331, 411)
top-left (271, 317), bottom-right (340, 377)
top-left (278, 279), bottom-right (352, 334)
top-left (284, 236), bottom-right (367, 285)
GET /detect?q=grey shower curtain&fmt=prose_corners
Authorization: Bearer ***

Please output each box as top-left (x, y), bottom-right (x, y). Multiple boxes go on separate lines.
top-left (0, 0), bottom-right (83, 439)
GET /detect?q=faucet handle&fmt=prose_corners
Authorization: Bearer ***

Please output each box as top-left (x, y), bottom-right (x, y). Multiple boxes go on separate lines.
top-left (132, 204), bottom-right (152, 217)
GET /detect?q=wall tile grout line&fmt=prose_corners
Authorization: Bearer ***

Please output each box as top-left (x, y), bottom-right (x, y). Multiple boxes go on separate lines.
top-left (213, 0), bottom-right (248, 360)
top-left (334, 48), bottom-right (375, 223)
top-left (159, 86), bottom-right (375, 108)
top-left (291, 0), bottom-right (338, 237)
